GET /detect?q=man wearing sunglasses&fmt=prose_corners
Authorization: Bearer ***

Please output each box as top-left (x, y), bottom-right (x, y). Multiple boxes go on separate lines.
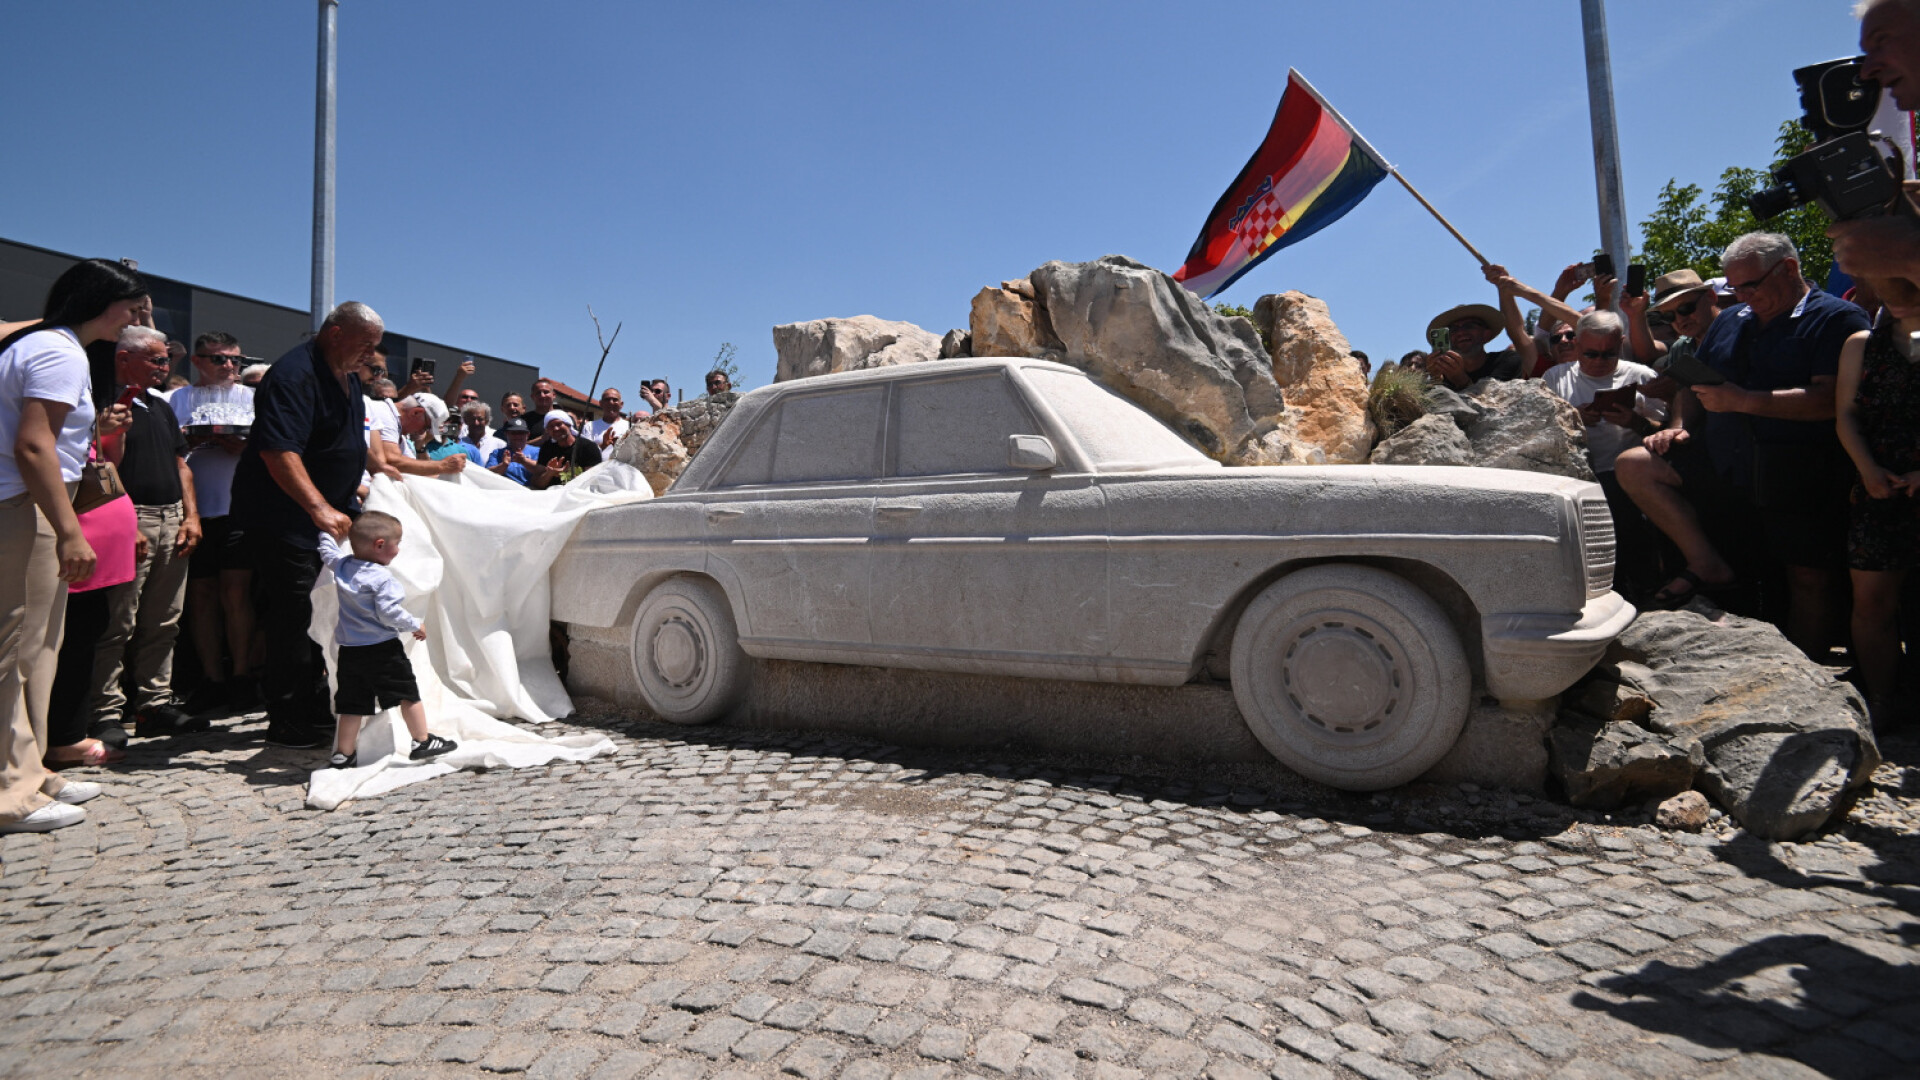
top-left (168, 333), bottom-right (257, 717)
top-left (1615, 234), bottom-right (1870, 650)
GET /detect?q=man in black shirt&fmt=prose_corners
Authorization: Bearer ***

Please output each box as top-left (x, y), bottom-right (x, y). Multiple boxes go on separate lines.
top-left (531, 412), bottom-right (601, 489)
top-left (91, 327), bottom-right (203, 737)
top-left (231, 302), bottom-right (387, 748)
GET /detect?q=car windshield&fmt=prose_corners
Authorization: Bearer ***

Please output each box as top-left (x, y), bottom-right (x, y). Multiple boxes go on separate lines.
top-left (1023, 368), bottom-right (1216, 472)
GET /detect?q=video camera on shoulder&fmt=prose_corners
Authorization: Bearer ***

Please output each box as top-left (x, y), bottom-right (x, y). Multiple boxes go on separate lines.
top-left (1748, 56), bottom-right (1905, 223)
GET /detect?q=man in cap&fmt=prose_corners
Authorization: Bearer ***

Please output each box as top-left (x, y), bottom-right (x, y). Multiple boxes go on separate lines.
top-left (486, 417), bottom-right (539, 486)
top-left (531, 412), bottom-right (602, 489)
top-left (1622, 269), bottom-right (1724, 377)
top-left (396, 393), bottom-right (471, 466)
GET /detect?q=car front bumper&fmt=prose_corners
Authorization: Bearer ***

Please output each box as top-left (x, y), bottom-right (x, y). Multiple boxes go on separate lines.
top-left (1479, 592), bottom-right (1637, 702)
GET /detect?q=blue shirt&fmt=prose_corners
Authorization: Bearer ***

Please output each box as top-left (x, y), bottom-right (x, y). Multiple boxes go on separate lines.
top-left (231, 341), bottom-right (368, 548)
top-left (318, 534), bottom-right (421, 647)
top-left (486, 445), bottom-right (532, 486)
top-left (1694, 286), bottom-right (1868, 479)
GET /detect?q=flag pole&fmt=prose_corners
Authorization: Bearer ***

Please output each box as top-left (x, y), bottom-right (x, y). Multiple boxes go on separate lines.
top-left (1286, 69), bottom-right (1490, 267)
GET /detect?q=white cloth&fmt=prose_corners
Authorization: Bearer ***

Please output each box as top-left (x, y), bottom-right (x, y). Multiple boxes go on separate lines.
top-left (168, 382), bottom-right (253, 518)
top-left (584, 417), bottom-right (629, 445)
top-left (0, 328), bottom-right (94, 499)
top-left (461, 432), bottom-right (506, 462)
top-left (1541, 359), bottom-right (1667, 473)
top-left (304, 459), bottom-right (654, 810)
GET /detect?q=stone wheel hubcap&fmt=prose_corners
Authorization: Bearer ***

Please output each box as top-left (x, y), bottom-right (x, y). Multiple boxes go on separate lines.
top-left (650, 615), bottom-right (707, 690)
top-left (1274, 615), bottom-right (1404, 744)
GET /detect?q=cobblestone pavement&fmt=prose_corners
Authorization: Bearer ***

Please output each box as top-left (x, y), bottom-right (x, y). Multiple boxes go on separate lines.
top-left (2, 703), bottom-right (1917, 1080)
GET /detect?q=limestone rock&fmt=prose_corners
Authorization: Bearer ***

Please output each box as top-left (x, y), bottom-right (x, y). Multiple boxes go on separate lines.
top-left (1029, 255), bottom-right (1285, 463)
top-left (1462, 378), bottom-right (1595, 481)
top-left (659, 391), bottom-right (739, 459)
top-left (772, 316), bottom-right (941, 383)
top-left (1369, 413), bottom-right (1473, 467)
top-left (608, 417), bottom-right (690, 496)
top-left (969, 281), bottom-right (1060, 359)
top-left (1563, 678), bottom-right (1657, 726)
top-left (1605, 609), bottom-right (1880, 840)
top-left (1255, 291), bottom-right (1350, 388)
top-left (1656, 790), bottom-right (1711, 832)
top-left (1418, 699), bottom-right (1553, 793)
top-left (1547, 715), bottom-right (1696, 809)
top-left (1423, 385), bottom-right (1487, 427)
top-left (939, 329), bottom-right (972, 359)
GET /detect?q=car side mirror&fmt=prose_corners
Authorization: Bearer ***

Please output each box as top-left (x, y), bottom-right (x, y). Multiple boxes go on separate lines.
top-left (1008, 434), bottom-right (1057, 470)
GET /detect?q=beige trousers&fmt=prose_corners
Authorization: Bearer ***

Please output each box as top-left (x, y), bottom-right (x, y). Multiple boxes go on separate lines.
top-left (91, 501), bottom-right (188, 723)
top-left (0, 491), bottom-right (69, 824)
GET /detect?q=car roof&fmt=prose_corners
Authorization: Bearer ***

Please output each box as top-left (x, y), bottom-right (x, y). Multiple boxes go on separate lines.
top-left (741, 357), bottom-right (1079, 401)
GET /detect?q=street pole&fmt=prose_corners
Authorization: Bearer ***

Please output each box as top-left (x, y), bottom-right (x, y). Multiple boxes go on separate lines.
top-left (311, 0), bottom-right (338, 334)
top-left (1579, 0), bottom-right (1630, 306)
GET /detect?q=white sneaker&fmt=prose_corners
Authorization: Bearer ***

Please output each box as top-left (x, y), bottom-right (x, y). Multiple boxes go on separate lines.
top-left (0, 801), bottom-right (86, 833)
top-left (54, 781), bottom-right (102, 805)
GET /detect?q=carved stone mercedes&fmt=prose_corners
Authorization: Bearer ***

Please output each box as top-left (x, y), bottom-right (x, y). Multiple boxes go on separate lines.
top-left (551, 358), bottom-right (1633, 790)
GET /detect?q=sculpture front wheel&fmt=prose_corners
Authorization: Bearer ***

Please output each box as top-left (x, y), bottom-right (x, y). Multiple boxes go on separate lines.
top-left (630, 576), bottom-right (746, 724)
top-left (1230, 565), bottom-right (1470, 791)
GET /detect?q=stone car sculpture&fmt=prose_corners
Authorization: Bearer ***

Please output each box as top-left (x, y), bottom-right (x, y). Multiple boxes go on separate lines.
top-left (551, 358), bottom-right (1633, 790)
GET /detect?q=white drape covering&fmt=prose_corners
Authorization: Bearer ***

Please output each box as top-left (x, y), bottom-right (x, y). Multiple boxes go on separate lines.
top-left (305, 461), bottom-right (652, 809)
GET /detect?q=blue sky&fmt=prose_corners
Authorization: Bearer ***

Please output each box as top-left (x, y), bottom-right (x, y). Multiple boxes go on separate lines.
top-left (0, 1), bottom-right (1862, 398)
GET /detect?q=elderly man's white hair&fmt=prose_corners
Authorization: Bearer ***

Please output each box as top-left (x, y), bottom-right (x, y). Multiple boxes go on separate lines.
top-left (1574, 310), bottom-right (1625, 339)
top-left (320, 300), bottom-right (383, 333)
top-left (1724, 232), bottom-right (1799, 268)
top-left (460, 401), bottom-right (491, 423)
top-left (1855, 0), bottom-right (1920, 18)
top-left (116, 325), bottom-right (168, 353)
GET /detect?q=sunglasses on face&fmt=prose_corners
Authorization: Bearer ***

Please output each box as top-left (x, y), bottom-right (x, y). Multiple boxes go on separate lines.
top-left (1550, 331), bottom-right (1577, 343)
top-left (1666, 299), bottom-right (1701, 320)
top-left (195, 354), bottom-right (241, 366)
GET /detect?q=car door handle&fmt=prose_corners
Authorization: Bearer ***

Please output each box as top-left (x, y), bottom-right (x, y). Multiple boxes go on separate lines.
top-left (875, 503), bottom-right (923, 518)
top-left (705, 507), bottom-right (746, 522)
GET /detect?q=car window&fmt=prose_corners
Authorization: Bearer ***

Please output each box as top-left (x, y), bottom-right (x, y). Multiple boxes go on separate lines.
top-left (893, 373), bottom-right (1040, 477)
top-left (1023, 368), bottom-right (1214, 471)
top-left (767, 386), bottom-right (887, 484)
top-left (718, 406), bottom-right (780, 487)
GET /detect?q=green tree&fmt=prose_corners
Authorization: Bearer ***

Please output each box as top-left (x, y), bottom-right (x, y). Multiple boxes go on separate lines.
top-left (1637, 121), bottom-right (1831, 283)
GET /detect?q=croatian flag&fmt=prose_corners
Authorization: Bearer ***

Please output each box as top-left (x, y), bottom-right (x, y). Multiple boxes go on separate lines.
top-left (1173, 70), bottom-right (1390, 299)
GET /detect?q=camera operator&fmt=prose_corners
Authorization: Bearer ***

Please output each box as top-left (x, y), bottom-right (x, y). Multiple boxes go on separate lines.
top-left (1827, 0), bottom-right (1920, 281)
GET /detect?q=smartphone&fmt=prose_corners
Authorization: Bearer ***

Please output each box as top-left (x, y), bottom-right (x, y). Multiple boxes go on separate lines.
top-left (1426, 326), bottom-right (1451, 353)
top-left (1575, 261), bottom-right (1596, 279)
top-left (1593, 252), bottom-right (1615, 278)
top-left (1625, 264), bottom-right (1647, 297)
top-left (410, 357), bottom-right (436, 378)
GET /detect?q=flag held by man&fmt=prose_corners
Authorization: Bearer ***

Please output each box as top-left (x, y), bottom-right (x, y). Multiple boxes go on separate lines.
top-left (1174, 70), bottom-right (1390, 299)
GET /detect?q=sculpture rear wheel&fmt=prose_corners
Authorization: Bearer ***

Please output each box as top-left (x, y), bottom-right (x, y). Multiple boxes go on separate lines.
top-left (1230, 564), bottom-right (1469, 791)
top-left (630, 576), bottom-right (745, 724)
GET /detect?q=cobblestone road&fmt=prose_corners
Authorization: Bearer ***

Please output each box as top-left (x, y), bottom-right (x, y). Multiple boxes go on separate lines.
top-left (2, 703), bottom-right (1916, 1079)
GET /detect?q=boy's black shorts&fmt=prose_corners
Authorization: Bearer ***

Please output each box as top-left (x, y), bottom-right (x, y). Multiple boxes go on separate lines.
top-left (334, 638), bottom-right (420, 715)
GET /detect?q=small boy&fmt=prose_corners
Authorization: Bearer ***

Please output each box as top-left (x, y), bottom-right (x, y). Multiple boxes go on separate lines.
top-left (318, 511), bottom-right (458, 769)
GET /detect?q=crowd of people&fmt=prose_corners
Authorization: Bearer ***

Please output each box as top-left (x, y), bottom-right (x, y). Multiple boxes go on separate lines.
top-left (0, 260), bottom-right (736, 834)
top-left (1384, 227), bottom-right (1913, 732)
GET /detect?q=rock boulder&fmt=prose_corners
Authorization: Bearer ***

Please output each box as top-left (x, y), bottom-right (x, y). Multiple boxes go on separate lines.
top-left (1029, 255), bottom-right (1288, 463)
top-left (608, 417), bottom-right (691, 496)
top-left (1251, 291), bottom-right (1374, 464)
top-left (1603, 610), bottom-right (1880, 840)
top-left (1369, 414), bottom-right (1473, 467)
top-left (1462, 378), bottom-right (1595, 481)
top-left (772, 316), bottom-right (941, 383)
top-left (939, 329), bottom-right (971, 359)
top-left (1547, 714), bottom-right (1696, 809)
top-left (969, 279), bottom-right (1060, 359)
top-left (662, 391), bottom-right (739, 458)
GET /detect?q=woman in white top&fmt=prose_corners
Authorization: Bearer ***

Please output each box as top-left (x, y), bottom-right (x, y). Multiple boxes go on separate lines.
top-left (0, 259), bottom-right (147, 834)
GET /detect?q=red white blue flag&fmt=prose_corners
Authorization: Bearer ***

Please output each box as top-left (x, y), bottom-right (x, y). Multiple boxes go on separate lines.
top-left (1174, 70), bottom-right (1390, 299)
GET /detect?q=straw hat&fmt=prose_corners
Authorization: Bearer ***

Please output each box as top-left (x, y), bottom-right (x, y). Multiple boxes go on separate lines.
top-left (1426, 304), bottom-right (1505, 335)
top-left (1649, 269), bottom-right (1714, 310)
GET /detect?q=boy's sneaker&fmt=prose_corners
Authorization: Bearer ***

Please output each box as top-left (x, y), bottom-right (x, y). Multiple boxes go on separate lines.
top-left (410, 735), bottom-right (457, 761)
top-left (0, 802), bottom-right (85, 834)
top-left (328, 751), bottom-right (356, 770)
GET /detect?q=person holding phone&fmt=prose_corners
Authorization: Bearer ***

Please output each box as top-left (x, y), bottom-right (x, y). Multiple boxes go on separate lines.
top-left (1420, 302), bottom-right (1525, 390)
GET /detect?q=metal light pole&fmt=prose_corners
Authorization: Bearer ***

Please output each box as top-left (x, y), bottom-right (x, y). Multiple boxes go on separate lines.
top-left (311, 0), bottom-right (338, 334)
top-left (1580, 0), bottom-right (1630, 304)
